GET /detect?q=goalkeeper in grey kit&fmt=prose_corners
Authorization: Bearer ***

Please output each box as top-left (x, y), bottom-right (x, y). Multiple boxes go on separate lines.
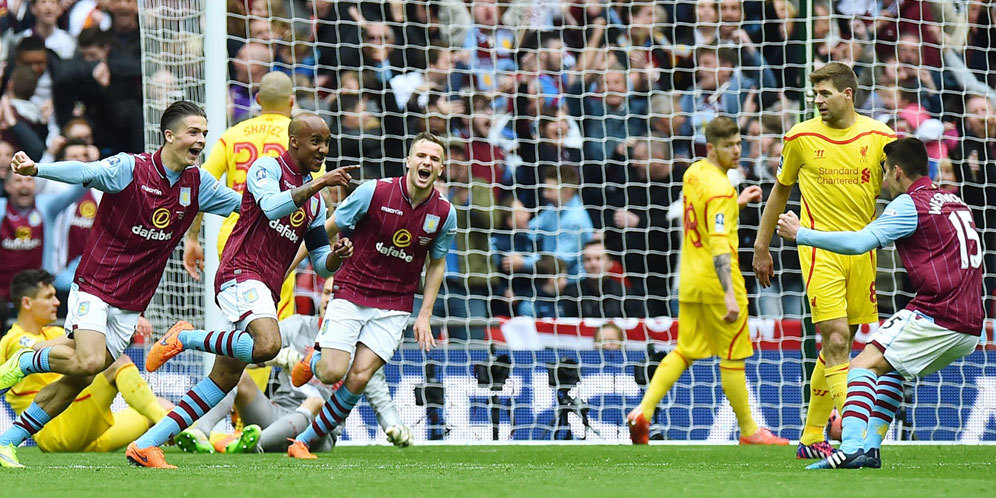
top-left (175, 278), bottom-right (411, 453)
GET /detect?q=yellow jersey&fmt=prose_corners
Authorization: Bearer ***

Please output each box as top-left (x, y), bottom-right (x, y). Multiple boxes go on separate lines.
top-left (777, 115), bottom-right (896, 232)
top-left (679, 159), bottom-right (747, 304)
top-left (0, 324), bottom-right (65, 414)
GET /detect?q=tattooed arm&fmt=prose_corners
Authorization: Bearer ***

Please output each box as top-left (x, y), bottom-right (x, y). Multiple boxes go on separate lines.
top-left (713, 253), bottom-right (740, 323)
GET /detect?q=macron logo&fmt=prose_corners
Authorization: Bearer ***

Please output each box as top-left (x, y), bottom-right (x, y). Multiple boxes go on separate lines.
top-left (381, 206), bottom-right (404, 216)
top-left (141, 185), bottom-right (163, 196)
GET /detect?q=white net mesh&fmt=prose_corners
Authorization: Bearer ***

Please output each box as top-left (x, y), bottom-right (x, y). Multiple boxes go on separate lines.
top-left (119, 0), bottom-right (996, 445)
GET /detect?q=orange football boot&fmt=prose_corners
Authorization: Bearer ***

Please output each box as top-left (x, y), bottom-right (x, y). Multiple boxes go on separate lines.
top-left (739, 427), bottom-right (789, 445)
top-left (146, 321), bottom-right (192, 372)
top-left (126, 442), bottom-right (177, 469)
top-left (627, 406), bottom-right (650, 445)
top-left (291, 347), bottom-right (316, 387)
top-left (287, 439), bottom-right (317, 459)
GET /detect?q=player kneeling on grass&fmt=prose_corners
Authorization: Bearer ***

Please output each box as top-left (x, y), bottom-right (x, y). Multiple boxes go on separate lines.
top-left (174, 278), bottom-right (412, 454)
top-left (777, 138), bottom-right (984, 470)
top-left (0, 270), bottom-right (172, 467)
top-left (626, 116), bottom-right (787, 446)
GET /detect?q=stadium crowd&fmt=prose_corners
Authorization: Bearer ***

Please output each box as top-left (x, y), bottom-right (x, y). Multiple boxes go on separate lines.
top-left (0, 0), bottom-right (995, 343)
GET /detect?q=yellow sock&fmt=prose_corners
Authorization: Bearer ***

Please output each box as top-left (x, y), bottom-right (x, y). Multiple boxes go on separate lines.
top-left (719, 359), bottom-right (759, 438)
top-left (637, 350), bottom-right (691, 420)
top-left (824, 361), bottom-right (850, 414)
top-left (800, 353), bottom-right (833, 445)
top-left (114, 363), bottom-right (167, 423)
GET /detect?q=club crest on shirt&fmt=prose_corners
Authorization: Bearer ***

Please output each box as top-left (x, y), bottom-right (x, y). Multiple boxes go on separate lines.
top-left (423, 215), bottom-right (440, 234)
top-left (179, 187), bottom-right (191, 207)
top-left (18, 336), bottom-right (34, 348)
top-left (310, 197), bottom-right (319, 215)
top-left (28, 211), bottom-right (42, 227)
top-left (77, 301), bottom-right (90, 316)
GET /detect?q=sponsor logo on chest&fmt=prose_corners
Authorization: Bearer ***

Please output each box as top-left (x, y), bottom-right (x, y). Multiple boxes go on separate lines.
top-left (131, 207), bottom-right (174, 241)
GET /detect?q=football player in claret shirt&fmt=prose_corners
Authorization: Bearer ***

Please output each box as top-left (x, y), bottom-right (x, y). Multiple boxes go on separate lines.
top-left (285, 131), bottom-right (457, 459)
top-left (625, 117), bottom-right (787, 447)
top-left (778, 138), bottom-right (984, 470)
top-left (753, 62), bottom-right (896, 459)
top-left (127, 113), bottom-right (356, 468)
top-left (0, 101), bottom-right (242, 468)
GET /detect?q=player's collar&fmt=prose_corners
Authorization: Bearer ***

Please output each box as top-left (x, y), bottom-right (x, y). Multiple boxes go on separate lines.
top-left (277, 150), bottom-right (303, 177)
top-left (908, 176), bottom-right (934, 194)
top-left (151, 148), bottom-right (168, 180)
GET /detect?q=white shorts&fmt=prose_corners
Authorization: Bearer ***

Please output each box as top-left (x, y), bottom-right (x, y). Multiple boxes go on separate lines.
top-left (66, 285), bottom-right (141, 359)
top-left (871, 309), bottom-right (981, 379)
top-left (216, 279), bottom-right (278, 330)
top-left (315, 299), bottom-right (409, 362)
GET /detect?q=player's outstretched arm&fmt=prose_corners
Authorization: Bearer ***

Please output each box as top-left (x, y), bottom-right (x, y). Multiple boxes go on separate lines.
top-left (752, 181), bottom-right (792, 287)
top-left (289, 165), bottom-right (360, 208)
top-left (13, 151), bottom-right (135, 193)
top-left (777, 197), bottom-right (917, 255)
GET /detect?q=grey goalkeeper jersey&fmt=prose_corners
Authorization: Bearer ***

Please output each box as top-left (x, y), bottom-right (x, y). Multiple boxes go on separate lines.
top-left (273, 314), bottom-right (402, 429)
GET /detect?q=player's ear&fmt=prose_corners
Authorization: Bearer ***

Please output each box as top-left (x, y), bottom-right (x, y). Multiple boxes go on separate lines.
top-left (164, 128), bottom-right (174, 144)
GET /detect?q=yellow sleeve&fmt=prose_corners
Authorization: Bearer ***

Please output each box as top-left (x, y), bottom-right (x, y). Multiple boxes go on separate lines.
top-left (202, 135), bottom-right (229, 180)
top-left (0, 332), bottom-right (28, 363)
top-left (776, 134), bottom-right (803, 186)
top-left (706, 191), bottom-right (737, 257)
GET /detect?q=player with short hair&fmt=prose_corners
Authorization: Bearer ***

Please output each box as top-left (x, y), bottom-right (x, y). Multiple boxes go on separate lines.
top-left (0, 101), bottom-right (243, 468)
top-left (753, 62), bottom-right (897, 459)
top-left (286, 131), bottom-right (457, 459)
top-left (127, 112), bottom-right (356, 468)
top-left (0, 270), bottom-right (170, 467)
top-left (778, 138), bottom-right (984, 469)
top-left (626, 117), bottom-right (787, 446)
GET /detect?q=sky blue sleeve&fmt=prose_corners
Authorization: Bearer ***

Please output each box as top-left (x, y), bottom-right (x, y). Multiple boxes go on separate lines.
top-left (333, 180), bottom-right (376, 234)
top-left (796, 194), bottom-right (918, 255)
top-left (37, 184), bottom-right (87, 220)
top-left (430, 205), bottom-right (458, 260)
top-left (246, 157), bottom-right (296, 220)
top-left (306, 198), bottom-right (334, 277)
top-left (197, 169), bottom-right (242, 216)
top-left (34, 153), bottom-right (135, 193)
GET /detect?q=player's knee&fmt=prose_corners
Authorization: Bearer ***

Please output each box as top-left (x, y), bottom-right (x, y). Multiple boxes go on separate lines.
top-left (252, 335), bottom-right (282, 363)
top-left (315, 360), bottom-right (346, 385)
top-left (823, 331), bottom-right (850, 353)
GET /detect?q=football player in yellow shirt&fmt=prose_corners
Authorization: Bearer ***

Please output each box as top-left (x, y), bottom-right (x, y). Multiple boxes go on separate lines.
top-left (0, 270), bottom-right (169, 467)
top-left (626, 117), bottom-right (787, 446)
top-left (753, 63), bottom-right (896, 459)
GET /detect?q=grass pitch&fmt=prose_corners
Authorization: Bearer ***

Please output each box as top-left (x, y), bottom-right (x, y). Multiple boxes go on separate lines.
top-left (0, 445), bottom-right (993, 497)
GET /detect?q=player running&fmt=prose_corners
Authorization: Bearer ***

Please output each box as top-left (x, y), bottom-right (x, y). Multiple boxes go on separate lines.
top-left (286, 131), bottom-right (456, 459)
top-left (625, 117), bottom-right (787, 446)
top-left (127, 113), bottom-right (356, 468)
top-left (753, 62), bottom-right (896, 459)
top-left (174, 277), bottom-right (412, 455)
top-left (0, 270), bottom-right (171, 467)
top-left (0, 101), bottom-right (242, 468)
top-left (777, 138), bottom-right (984, 469)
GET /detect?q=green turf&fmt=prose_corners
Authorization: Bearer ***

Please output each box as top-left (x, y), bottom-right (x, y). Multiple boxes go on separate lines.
top-left (0, 445), bottom-right (993, 497)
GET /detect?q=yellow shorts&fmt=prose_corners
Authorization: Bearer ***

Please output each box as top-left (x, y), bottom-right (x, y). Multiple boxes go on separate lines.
top-left (677, 301), bottom-right (753, 360)
top-left (276, 271), bottom-right (296, 320)
top-left (798, 246), bottom-right (878, 325)
top-left (34, 375), bottom-right (115, 452)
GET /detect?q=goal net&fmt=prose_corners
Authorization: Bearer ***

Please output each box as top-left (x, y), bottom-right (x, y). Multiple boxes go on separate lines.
top-left (122, 0), bottom-right (996, 445)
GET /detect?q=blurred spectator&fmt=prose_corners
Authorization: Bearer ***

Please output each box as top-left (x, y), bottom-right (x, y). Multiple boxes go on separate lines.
top-left (566, 59), bottom-right (648, 169)
top-left (490, 196), bottom-right (536, 317)
top-left (679, 47), bottom-right (752, 156)
top-left (503, 165), bottom-right (593, 283)
top-left (562, 240), bottom-right (625, 319)
top-left (3, 0), bottom-right (75, 60)
top-left (434, 141), bottom-right (496, 340)
top-left (327, 91), bottom-right (382, 178)
top-left (0, 170), bottom-right (85, 325)
top-left (516, 254), bottom-right (568, 318)
top-left (604, 135), bottom-right (681, 318)
top-left (593, 322), bottom-right (624, 350)
top-left (1, 65), bottom-right (46, 160)
top-left (955, 94), bottom-right (996, 315)
top-left (0, 139), bottom-right (14, 191)
top-left (229, 42), bottom-right (273, 123)
top-left (461, 95), bottom-right (509, 191)
top-left (51, 138), bottom-right (100, 293)
top-left (462, 0), bottom-right (516, 93)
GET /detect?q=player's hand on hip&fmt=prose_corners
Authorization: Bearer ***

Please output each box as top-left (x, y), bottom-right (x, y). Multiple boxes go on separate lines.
top-left (323, 165), bottom-right (361, 188)
top-left (753, 248), bottom-right (774, 288)
top-left (332, 237), bottom-right (353, 259)
top-left (182, 238), bottom-right (204, 281)
top-left (413, 315), bottom-right (435, 351)
top-left (776, 211), bottom-right (801, 242)
top-left (723, 293), bottom-right (740, 324)
top-left (738, 185), bottom-right (763, 207)
top-left (11, 151), bottom-right (37, 176)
